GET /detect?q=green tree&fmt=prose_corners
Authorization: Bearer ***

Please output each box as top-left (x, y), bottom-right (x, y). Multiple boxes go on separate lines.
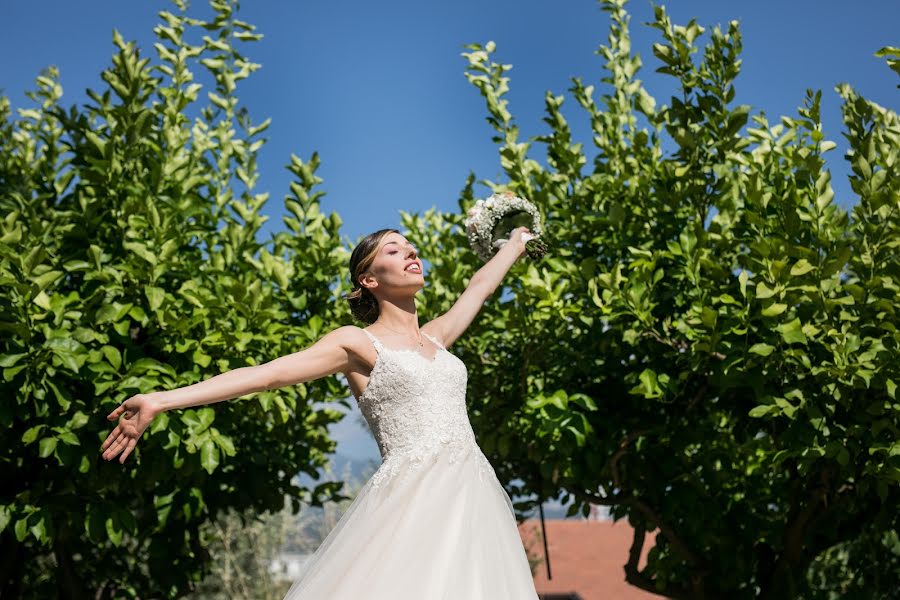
top-left (403, 2), bottom-right (899, 598)
top-left (1, 1), bottom-right (353, 597)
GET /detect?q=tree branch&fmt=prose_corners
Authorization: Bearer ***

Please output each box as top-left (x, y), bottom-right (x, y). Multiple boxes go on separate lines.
top-left (623, 521), bottom-right (694, 600)
top-left (629, 496), bottom-right (706, 569)
top-left (606, 428), bottom-right (711, 595)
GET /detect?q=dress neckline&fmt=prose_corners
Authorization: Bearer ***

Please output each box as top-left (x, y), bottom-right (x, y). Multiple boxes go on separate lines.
top-left (363, 328), bottom-right (444, 362)
top-left (357, 328), bottom-right (447, 401)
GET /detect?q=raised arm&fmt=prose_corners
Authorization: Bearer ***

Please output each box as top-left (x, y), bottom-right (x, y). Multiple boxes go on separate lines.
top-left (425, 226), bottom-right (529, 348)
top-left (101, 325), bottom-right (359, 463)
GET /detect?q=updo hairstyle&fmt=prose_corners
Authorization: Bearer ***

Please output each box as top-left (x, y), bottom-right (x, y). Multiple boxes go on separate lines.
top-left (343, 228), bottom-right (399, 324)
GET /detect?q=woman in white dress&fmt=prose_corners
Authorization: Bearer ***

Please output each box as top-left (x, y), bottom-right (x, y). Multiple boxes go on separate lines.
top-left (101, 226), bottom-right (540, 599)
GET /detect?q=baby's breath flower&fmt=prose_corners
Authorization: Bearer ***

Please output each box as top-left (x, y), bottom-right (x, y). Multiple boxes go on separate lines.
top-left (464, 191), bottom-right (548, 261)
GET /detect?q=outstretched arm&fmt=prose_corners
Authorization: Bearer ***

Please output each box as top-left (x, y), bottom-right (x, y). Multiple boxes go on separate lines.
top-left (101, 325), bottom-right (358, 463)
top-left (154, 325), bottom-right (355, 412)
top-left (425, 226), bottom-right (529, 349)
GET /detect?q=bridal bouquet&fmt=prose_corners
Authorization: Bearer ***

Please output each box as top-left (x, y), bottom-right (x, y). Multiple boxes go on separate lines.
top-left (465, 191), bottom-right (549, 262)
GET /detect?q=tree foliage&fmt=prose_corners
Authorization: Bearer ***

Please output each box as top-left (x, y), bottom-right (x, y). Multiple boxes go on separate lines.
top-left (4, 0), bottom-right (898, 598)
top-left (404, 1), bottom-right (899, 598)
top-left (0, 1), bottom-right (354, 597)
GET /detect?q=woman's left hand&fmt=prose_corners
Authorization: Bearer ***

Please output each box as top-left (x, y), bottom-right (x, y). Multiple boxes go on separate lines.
top-left (101, 393), bottom-right (161, 464)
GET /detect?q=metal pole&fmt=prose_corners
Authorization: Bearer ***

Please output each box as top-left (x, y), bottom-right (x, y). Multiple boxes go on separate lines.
top-left (538, 501), bottom-right (551, 580)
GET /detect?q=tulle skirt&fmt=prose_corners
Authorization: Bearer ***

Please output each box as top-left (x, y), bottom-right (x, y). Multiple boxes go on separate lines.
top-left (283, 442), bottom-right (540, 599)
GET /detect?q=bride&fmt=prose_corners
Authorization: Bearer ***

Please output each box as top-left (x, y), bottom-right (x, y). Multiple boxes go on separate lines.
top-left (101, 226), bottom-right (540, 599)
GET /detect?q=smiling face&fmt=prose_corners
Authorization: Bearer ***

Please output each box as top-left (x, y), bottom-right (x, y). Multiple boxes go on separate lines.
top-left (358, 231), bottom-right (425, 297)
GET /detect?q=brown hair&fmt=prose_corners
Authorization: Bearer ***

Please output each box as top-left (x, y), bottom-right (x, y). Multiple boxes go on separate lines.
top-left (343, 228), bottom-right (399, 324)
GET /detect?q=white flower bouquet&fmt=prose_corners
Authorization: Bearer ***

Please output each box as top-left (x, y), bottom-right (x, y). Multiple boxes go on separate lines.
top-left (465, 191), bottom-right (549, 262)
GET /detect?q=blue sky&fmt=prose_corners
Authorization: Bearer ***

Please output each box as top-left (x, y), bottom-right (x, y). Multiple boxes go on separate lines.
top-left (4, 0), bottom-right (897, 515)
top-left (4, 0), bottom-right (897, 246)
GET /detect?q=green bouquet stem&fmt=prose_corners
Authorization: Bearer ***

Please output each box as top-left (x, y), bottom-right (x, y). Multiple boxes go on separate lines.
top-left (523, 235), bottom-right (549, 260)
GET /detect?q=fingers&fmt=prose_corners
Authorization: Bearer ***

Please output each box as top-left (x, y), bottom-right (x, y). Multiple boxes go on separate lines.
top-left (101, 425), bottom-right (121, 451)
top-left (102, 400), bottom-right (143, 464)
top-left (119, 439), bottom-right (137, 464)
top-left (102, 433), bottom-right (127, 461)
top-left (107, 403), bottom-right (126, 421)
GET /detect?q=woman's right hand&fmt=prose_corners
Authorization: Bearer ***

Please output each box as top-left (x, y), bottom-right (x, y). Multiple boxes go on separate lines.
top-left (101, 393), bottom-right (161, 464)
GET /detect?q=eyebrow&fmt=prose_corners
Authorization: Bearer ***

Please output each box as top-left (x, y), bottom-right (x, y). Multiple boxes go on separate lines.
top-left (383, 241), bottom-right (415, 249)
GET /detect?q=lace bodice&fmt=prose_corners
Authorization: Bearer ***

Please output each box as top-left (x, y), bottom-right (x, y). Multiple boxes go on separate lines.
top-left (356, 328), bottom-right (495, 488)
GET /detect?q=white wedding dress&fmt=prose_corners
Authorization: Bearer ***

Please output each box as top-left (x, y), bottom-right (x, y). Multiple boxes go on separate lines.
top-left (283, 328), bottom-right (540, 599)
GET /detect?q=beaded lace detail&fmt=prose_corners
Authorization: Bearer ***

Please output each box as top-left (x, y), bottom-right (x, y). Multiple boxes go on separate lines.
top-left (357, 328), bottom-right (496, 491)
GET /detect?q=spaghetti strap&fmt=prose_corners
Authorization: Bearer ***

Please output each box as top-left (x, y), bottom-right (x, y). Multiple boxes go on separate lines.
top-left (421, 331), bottom-right (445, 350)
top-left (361, 328), bottom-right (384, 352)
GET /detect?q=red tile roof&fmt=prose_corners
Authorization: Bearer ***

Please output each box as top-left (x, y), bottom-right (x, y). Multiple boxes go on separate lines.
top-left (518, 516), bottom-right (664, 600)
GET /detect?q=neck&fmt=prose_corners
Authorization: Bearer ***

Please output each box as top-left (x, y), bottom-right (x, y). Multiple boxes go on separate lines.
top-left (374, 295), bottom-right (419, 334)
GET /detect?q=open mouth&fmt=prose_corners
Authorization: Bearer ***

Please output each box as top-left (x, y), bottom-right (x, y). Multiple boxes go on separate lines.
top-left (405, 264), bottom-right (421, 274)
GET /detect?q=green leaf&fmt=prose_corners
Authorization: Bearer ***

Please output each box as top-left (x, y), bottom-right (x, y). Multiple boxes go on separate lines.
top-left (569, 393), bottom-right (598, 411)
top-left (146, 286), bottom-right (165, 311)
top-left (181, 406), bottom-right (215, 434)
top-left (778, 318), bottom-right (807, 345)
top-left (15, 518), bottom-right (28, 542)
top-left (755, 282), bottom-right (777, 299)
top-left (0, 506), bottom-right (10, 533)
top-left (47, 337), bottom-right (86, 373)
top-left (58, 431), bottom-right (81, 446)
top-left (102, 346), bottom-right (122, 370)
top-left (762, 303), bottom-right (787, 317)
top-left (789, 259), bottom-right (815, 276)
top-left (0, 353), bottom-right (27, 368)
top-left (749, 343), bottom-right (775, 356)
top-left (547, 390), bottom-right (568, 410)
top-left (39, 437), bottom-right (58, 458)
top-left (33, 270), bottom-right (63, 290)
top-left (22, 425), bottom-right (45, 444)
top-left (33, 291), bottom-right (51, 311)
top-left (123, 241), bottom-right (157, 265)
top-left (29, 515), bottom-right (47, 543)
top-left (106, 516), bottom-right (122, 546)
top-left (200, 438), bottom-right (220, 474)
top-left (208, 92), bottom-right (230, 110)
top-left (84, 130), bottom-right (107, 156)
top-left (212, 429), bottom-right (237, 457)
top-left (749, 405), bottom-right (773, 418)
top-left (630, 368), bottom-right (665, 399)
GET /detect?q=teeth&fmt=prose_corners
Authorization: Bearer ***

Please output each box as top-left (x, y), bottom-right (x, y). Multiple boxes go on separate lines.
top-left (406, 265), bottom-right (420, 272)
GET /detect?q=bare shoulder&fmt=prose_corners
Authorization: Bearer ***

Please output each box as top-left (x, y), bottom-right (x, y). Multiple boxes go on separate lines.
top-left (333, 325), bottom-right (380, 380)
top-left (328, 325), bottom-right (371, 354)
